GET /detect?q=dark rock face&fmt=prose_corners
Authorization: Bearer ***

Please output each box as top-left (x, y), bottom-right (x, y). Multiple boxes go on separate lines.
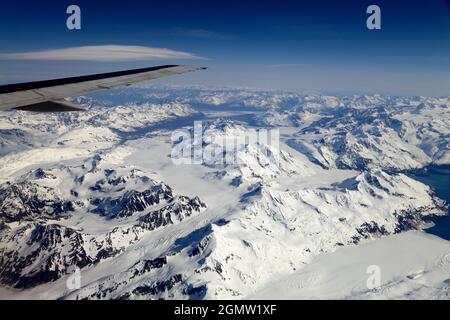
top-left (393, 208), bottom-right (433, 233)
top-left (132, 274), bottom-right (183, 296)
top-left (92, 183), bottom-right (175, 219)
top-left (0, 160), bottom-right (207, 290)
top-left (0, 182), bottom-right (77, 223)
top-left (362, 173), bottom-right (390, 193)
top-left (189, 235), bottom-right (211, 257)
top-left (114, 184), bottom-right (175, 218)
top-left (0, 223), bottom-right (93, 288)
top-left (68, 254), bottom-right (187, 300)
top-left (350, 199), bottom-right (447, 245)
top-left (352, 221), bottom-right (389, 244)
top-left (139, 196), bottom-right (206, 231)
top-left (131, 257), bottom-right (168, 279)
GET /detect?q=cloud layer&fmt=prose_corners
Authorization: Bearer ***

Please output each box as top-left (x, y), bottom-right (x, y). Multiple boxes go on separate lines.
top-left (0, 45), bottom-right (202, 61)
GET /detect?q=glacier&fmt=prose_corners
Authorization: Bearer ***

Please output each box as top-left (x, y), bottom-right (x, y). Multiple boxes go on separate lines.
top-left (0, 87), bottom-right (449, 299)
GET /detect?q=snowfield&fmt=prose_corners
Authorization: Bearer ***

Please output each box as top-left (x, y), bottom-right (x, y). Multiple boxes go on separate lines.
top-left (0, 87), bottom-right (448, 299)
top-left (250, 231), bottom-right (450, 300)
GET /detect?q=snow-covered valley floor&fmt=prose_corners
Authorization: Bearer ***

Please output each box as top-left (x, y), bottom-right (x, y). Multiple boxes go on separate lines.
top-left (250, 231), bottom-right (450, 300)
top-left (0, 87), bottom-right (448, 299)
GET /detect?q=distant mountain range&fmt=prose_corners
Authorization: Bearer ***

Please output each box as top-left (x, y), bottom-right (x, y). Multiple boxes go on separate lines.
top-left (0, 88), bottom-right (448, 299)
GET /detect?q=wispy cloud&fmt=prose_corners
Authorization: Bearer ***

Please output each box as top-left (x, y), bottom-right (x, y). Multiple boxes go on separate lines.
top-left (0, 45), bottom-right (203, 61)
top-left (168, 28), bottom-right (234, 39)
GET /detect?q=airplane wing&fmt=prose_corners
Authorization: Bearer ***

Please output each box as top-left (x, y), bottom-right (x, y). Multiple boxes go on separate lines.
top-left (0, 65), bottom-right (206, 112)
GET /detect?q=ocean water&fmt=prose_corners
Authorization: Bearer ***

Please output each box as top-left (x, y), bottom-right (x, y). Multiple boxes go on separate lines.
top-left (411, 167), bottom-right (450, 241)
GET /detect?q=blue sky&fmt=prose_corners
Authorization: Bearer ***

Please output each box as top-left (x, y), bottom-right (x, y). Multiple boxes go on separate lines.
top-left (0, 0), bottom-right (449, 96)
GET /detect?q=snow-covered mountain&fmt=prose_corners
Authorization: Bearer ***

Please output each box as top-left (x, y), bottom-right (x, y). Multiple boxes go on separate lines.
top-left (0, 154), bottom-right (206, 289)
top-left (0, 87), bottom-right (448, 299)
top-left (0, 98), bottom-right (198, 159)
top-left (267, 95), bottom-right (449, 171)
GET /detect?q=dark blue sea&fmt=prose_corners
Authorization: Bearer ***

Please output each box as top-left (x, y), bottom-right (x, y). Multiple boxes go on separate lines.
top-left (410, 166), bottom-right (450, 241)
